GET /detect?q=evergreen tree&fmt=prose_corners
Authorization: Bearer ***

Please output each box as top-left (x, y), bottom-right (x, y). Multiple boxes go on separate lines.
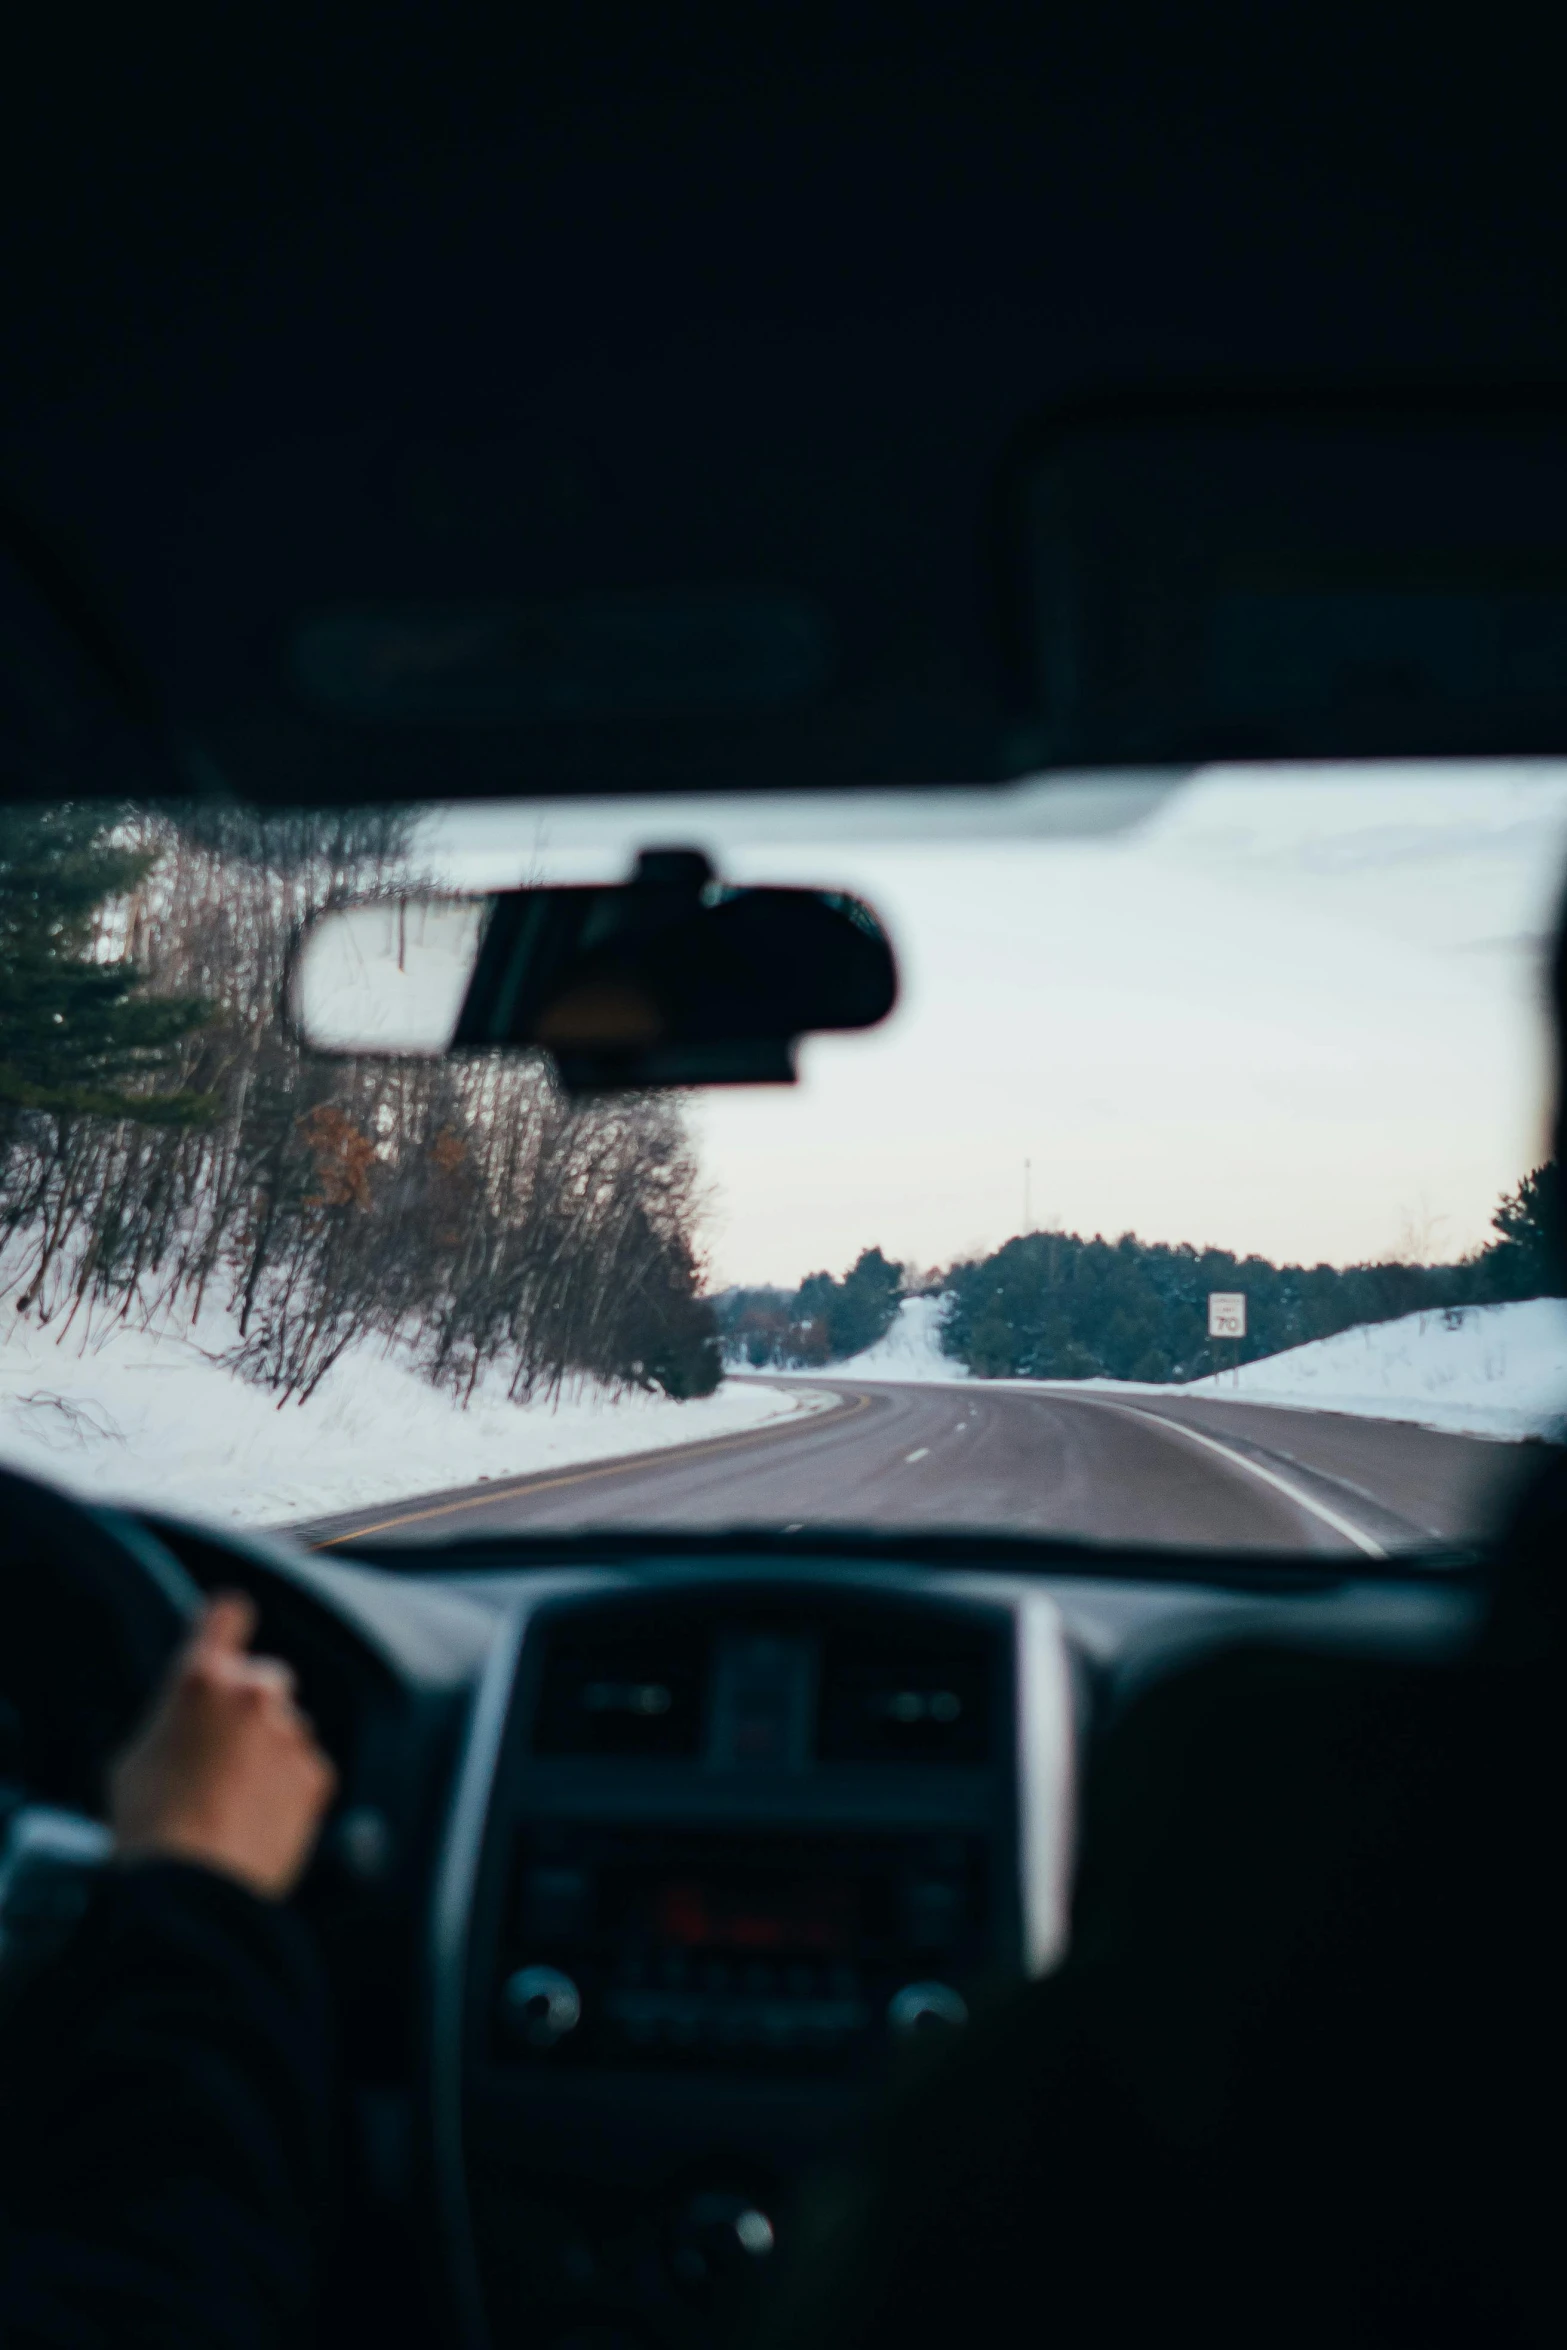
top-left (713, 1250), bottom-right (905, 1366)
top-left (1485, 1162), bottom-right (1561, 1297)
top-left (830, 1246), bottom-right (904, 1354)
top-left (937, 1189), bottom-right (1567, 1384)
top-left (0, 806), bottom-right (213, 1122)
top-left (614, 1209), bottom-right (722, 1398)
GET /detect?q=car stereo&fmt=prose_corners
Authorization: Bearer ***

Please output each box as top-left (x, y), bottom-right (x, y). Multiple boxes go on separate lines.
top-left (494, 1821), bottom-right (990, 2072)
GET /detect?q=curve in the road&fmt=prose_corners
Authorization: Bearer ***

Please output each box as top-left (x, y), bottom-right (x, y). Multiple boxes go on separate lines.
top-left (302, 1387), bottom-right (873, 1546)
top-left (293, 1375), bottom-right (1518, 1556)
top-left (1082, 1400), bottom-right (1387, 1557)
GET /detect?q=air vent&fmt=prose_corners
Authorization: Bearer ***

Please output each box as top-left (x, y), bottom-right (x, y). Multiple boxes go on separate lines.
top-left (532, 1619), bottom-right (709, 1758)
top-left (816, 1618), bottom-right (993, 1764)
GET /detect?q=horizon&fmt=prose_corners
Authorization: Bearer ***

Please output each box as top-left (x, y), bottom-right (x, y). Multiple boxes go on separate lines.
top-left (701, 1186), bottom-right (1537, 1301)
top-left (424, 762), bottom-right (1567, 1291)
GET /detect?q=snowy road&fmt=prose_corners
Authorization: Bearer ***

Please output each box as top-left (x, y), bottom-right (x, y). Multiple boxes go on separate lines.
top-left (294, 1377), bottom-right (1529, 1556)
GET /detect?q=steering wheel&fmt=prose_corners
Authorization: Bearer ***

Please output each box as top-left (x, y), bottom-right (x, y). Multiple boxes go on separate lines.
top-left (0, 1461), bottom-right (199, 1817)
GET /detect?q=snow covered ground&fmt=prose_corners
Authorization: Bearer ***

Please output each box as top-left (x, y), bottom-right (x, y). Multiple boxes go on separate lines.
top-left (10, 1283), bottom-right (1562, 1541)
top-left (1166, 1298), bottom-right (1567, 1441)
top-left (0, 1304), bottom-right (828, 1532)
top-left (807, 1294), bottom-right (1567, 1441)
top-left (824, 1293), bottom-right (967, 1381)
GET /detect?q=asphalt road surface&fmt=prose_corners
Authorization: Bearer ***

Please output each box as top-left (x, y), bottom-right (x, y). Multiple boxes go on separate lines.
top-left (292, 1378), bottom-right (1533, 1558)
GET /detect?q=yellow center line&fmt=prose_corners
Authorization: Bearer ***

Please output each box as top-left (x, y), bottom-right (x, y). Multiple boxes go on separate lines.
top-left (308, 1388), bottom-right (875, 1547)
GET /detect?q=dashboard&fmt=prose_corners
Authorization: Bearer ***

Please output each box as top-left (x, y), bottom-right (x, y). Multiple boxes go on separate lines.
top-left (136, 1520), bottom-right (1484, 2350)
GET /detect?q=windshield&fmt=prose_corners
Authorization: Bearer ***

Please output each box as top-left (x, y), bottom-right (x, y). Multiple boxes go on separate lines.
top-left (3, 766), bottom-right (1564, 1563)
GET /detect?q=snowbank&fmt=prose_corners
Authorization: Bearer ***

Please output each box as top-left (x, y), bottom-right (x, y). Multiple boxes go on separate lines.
top-left (775, 1292), bottom-right (1567, 1441)
top-left (731, 1294), bottom-right (966, 1382)
top-left (750, 1294), bottom-right (967, 1382)
top-left (828, 1293), bottom-right (966, 1380)
top-left (0, 1304), bottom-right (824, 1531)
top-left (1162, 1298), bottom-right (1567, 1440)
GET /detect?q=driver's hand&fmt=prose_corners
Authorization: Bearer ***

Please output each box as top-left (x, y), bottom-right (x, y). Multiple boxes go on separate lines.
top-left (108, 1593), bottom-right (336, 1899)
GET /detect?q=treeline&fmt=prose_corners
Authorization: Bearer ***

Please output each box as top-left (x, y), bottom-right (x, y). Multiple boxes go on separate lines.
top-left (716, 1166), bottom-right (1561, 1383)
top-left (942, 1178), bottom-right (1559, 1382)
top-left (718, 1247), bottom-right (905, 1366)
top-left (0, 805), bottom-right (719, 1403)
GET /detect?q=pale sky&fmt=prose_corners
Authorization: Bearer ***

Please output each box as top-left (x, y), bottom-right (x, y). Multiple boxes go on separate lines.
top-left (421, 764), bottom-right (1567, 1289)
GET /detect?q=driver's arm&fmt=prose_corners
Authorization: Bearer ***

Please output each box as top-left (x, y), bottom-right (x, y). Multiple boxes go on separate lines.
top-left (0, 1597), bottom-right (336, 2350)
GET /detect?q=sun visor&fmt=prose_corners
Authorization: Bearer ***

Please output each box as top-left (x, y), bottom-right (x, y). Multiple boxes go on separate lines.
top-left (1000, 387), bottom-right (1567, 769)
top-left (11, 386), bottom-right (1567, 806)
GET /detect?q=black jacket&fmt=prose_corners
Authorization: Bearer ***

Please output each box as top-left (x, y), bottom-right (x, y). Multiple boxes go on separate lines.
top-left (0, 1860), bottom-right (330, 2350)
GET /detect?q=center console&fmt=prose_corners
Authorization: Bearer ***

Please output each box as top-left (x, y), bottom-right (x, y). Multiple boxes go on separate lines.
top-left (438, 1573), bottom-right (1076, 2350)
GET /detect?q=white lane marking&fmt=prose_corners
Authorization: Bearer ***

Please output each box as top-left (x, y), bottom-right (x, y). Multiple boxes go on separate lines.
top-left (904, 1447), bottom-right (930, 1463)
top-left (1100, 1403), bottom-right (1387, 1559)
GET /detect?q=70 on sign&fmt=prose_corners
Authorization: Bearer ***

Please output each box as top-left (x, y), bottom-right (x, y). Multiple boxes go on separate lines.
top-left (1207, 1292), bottom-right (1246, 1340)
top-left (1208, 1291), bottom-right (1246, 1386)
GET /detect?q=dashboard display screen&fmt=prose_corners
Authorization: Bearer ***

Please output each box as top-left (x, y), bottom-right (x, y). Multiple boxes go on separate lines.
top-left (635, 1868), bottom-right (861, 1955)
top-left (512, 1826), bottom-right (982, 1984)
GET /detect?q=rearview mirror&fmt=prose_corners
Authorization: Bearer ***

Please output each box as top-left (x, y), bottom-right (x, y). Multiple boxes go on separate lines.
top-left (286, 849), bottom-right (897, 1088)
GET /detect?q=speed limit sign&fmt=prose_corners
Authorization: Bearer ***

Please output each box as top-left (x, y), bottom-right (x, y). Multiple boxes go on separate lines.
top-left (1208, 1292), bottom-right (1247, 1340)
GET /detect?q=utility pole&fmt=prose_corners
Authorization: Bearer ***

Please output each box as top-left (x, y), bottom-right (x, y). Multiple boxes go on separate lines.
top-left (1023, 1157), bottom-right (1031, 1234)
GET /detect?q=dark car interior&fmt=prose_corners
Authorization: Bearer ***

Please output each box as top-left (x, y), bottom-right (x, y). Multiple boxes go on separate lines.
top-left (3, 10), bottom-right (1565, 2348)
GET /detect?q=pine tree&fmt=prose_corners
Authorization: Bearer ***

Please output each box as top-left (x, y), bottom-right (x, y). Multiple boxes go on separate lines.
top-left (1485, 1162), bottom-right (1562, 1298)
top-left (0, 806), bottom-right (213, 1123)
top-left (830, 1246), bottom-right (904, 1354)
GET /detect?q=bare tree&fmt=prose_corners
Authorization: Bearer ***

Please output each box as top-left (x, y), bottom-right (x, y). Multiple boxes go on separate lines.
top-left (1, 808), bottom-right (719, 1404)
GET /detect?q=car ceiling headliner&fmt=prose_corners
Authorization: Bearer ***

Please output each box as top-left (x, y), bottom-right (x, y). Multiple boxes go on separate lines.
top-left (3, 5), bottom-right (1565, 806)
